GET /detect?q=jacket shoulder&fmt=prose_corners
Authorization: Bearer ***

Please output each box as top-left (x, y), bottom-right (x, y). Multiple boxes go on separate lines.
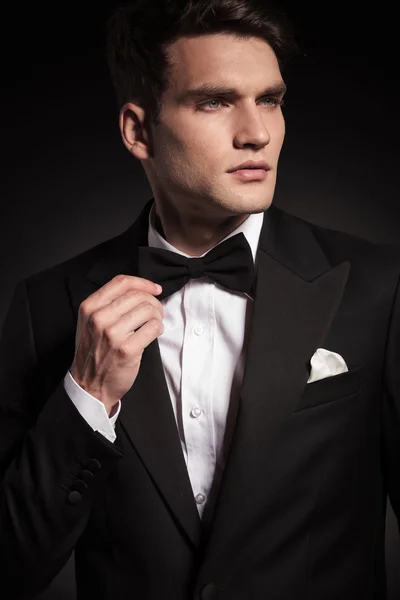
top-left (26, 233), bottom-right (123, 288)
top-left (278, 206), bottom-right (400, 270)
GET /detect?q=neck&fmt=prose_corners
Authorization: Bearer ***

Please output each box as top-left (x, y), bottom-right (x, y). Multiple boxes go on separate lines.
top-left (153, 202), bottom-right (249, 257)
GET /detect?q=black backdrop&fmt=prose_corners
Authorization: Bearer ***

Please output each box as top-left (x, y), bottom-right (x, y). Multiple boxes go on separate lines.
top-left (1, 1), bottom-right (399, 598)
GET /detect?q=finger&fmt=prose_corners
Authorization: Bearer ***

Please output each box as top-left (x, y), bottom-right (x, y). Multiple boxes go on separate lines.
top-left (109, 289), bottom-right (164, 317)
top-left (120, 317), bottom-right (164, 356)
top-left (106, 301), bottom-right (163, 343)
top-left (87, 287), bottom-right (165, 335)
top-left (89, 294), bottom-right (163, 338)
top-left (80, 274), bottom-right (162, 315)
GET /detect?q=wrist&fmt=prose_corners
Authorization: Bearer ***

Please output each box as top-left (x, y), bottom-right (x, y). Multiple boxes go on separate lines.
top-left (70, 374), bottom-right (118, 416)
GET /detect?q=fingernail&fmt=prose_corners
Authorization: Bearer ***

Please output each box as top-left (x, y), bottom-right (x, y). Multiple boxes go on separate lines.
top-left (156, 284), bottom-right (162, 293)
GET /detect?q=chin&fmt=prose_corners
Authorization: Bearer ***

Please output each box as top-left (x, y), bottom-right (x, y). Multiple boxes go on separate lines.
top-left (230, 195), bottom-right (274, 214)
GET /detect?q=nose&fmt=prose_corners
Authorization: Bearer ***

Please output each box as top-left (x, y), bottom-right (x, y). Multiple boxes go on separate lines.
top-left (233, 108), bottom-right (271, 149)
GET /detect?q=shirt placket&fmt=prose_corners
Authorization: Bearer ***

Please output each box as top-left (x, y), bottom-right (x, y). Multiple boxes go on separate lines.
top-left (181, 278), bottom-right (216, 513)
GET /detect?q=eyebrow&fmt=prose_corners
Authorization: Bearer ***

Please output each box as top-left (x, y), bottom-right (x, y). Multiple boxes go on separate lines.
top-left (179, 81), bottom-right (287, 102)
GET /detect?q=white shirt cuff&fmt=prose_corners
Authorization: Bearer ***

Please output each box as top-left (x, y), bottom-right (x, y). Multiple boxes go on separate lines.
top-left (64, 370), bottom-right (121, 443)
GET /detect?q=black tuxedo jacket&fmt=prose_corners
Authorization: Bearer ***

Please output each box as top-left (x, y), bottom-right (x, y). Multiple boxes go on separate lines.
top-left (0, 198), bottom-right (399, 600)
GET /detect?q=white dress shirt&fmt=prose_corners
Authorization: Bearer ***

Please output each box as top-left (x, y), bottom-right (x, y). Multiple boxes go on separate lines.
top-left (64, 202), bottom-right (264, 517)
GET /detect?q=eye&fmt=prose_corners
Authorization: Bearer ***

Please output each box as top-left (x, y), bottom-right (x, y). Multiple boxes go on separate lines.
top-left (197, 99), bottom-right (224, 110)
top-left (196, 96), bottom-right (285, 111)
top-left (262, 96), bottom-right (285, 107)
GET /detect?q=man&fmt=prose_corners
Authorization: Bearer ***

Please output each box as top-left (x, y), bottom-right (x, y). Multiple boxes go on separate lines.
top-left (1, 0), bottom-right (399, 599)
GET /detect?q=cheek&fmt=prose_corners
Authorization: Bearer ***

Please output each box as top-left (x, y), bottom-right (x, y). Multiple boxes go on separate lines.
top-left (271, 120), bottom-right (286, 150)
top-left (159, 142), bottom-right (200, 186)
top-left (274, 112), bottom-right (285, 133)
top-left (162, 124), bottom-right (202, 160)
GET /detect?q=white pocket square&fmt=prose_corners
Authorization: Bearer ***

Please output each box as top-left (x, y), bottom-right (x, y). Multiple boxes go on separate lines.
top-left (307, 348), bottom-right (348, 384)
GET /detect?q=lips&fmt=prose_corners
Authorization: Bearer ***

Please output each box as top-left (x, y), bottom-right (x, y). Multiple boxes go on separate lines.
top-left (228, 161), bottom-right (271, 172)
top-left (230, 168), bottom-right (269, 181)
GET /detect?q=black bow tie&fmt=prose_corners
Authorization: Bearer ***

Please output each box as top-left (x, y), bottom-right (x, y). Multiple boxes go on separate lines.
top-left (137, 232), bottom-right (255, 301)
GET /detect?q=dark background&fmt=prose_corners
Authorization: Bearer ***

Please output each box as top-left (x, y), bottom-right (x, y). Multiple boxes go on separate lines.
top-left (1, 1), bottom-right (399, 598)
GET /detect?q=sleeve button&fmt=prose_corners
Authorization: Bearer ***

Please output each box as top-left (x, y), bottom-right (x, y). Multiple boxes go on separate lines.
top-left (85, 459), bottom-right (101, 473)
top-left (81, 469), bottom-right (94, 483)
top-left (201, 583), bottom-right (219, 600)
top-left (72, 479), bottom-right (88, 494)
top-left (67, 490), bottom-right (82, 504)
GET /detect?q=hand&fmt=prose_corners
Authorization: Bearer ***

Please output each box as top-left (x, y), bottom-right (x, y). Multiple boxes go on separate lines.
top-left (70, 274), bottom-right (164, 415)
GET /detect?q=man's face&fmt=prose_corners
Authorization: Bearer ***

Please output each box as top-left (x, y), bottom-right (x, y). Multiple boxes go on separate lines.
top-left (141, 33), bottom-right (286, 220)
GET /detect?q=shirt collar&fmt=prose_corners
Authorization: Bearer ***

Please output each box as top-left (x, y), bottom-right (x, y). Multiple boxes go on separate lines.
top-left (147, 200), bottom-right (264, 265)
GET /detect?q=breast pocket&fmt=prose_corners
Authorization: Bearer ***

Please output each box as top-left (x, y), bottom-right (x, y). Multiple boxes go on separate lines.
top-left (294, 365), bottom-right (364, 412)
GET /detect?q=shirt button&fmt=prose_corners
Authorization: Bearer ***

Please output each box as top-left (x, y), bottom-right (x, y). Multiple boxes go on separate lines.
top-left (190, 407), bottom-right (202, 418)
top-left (194, 324), bottom-right (204, 336)
top-left (195, 493), bottom-right (206, 505)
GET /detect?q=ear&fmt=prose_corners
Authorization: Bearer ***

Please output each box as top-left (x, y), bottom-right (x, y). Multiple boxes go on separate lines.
top-left (119, 102), bottom-right (151, 160)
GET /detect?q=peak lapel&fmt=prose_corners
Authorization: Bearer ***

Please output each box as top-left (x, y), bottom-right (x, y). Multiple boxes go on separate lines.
top-left (66, 198), bottom-right (201, 549)
top-left (204, 204), bottom-right (351, 547)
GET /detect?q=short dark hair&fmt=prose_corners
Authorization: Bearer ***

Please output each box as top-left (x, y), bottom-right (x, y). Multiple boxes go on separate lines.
top-left (106, 0), bottom-right (299, 126)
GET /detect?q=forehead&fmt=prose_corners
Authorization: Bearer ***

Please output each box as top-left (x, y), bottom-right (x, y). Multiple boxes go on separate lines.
top-left (166, 33), bottom-right (282, 91)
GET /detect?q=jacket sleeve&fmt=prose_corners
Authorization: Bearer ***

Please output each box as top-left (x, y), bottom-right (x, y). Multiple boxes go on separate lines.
top-left (382, 267), bottom-right (400, 532)
top-left (0, 279), bottom-right (124, 599)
